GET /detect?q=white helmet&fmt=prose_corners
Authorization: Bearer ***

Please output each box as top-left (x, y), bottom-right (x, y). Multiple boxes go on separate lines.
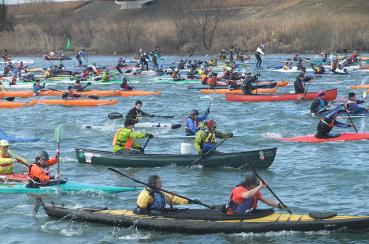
top-left (0, 140), bottom-right (10, 147)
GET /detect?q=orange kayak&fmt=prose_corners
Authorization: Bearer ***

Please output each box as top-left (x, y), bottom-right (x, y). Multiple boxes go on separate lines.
top-left (350, 85), bottom-right (369, 89)
top-left (0, 90), bottom-right (160, 98)
top-left (0, 100), bottom-right (37, 109)
top-left (35, 99), bottom-right (118, 107)
top-left (200, 88), bottom-right (277, 94)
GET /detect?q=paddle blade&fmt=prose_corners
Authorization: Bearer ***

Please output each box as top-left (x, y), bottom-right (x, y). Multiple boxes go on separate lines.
top-left (54, 127), bottom-right (63, 143)
top-left (108, 112), bottom-right (124, 120)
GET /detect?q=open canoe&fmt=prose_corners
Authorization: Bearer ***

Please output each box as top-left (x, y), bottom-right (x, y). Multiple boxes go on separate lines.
top-left (277, 132), bottom-right (369, 143)
top-left (35, 99), bottom-right (118, 107)
top-left (200, 88), bottom-right (277, 94)
top-left (0, 90), bottom-right (160, 98)
top-left (0, 174), bottom-right (139, 194)
top-left (225, 88), bottom-right (337, 102)
top-left (42, 203), bottom-right (369, 234)
top-left (75, 148), bottom-right (277, 168)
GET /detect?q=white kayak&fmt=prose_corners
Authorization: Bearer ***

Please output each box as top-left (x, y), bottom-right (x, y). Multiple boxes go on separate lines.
top-left (84, 122), bottom-right (181, 130)
top-left (271, 67), bottom-right (314, 73)
top-left (0, 60), bottom-right (34, 64)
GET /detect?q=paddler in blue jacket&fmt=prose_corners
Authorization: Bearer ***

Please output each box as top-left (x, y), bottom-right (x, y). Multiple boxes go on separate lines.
top-left (185, 109), bottom-right (209, 136)
top-left (33, 79), bottom-right (46, 96)
top-left (345, 92), bottom-right (368, 114)
top-left (310, 91), bottom-right (329, 117)
top-left (315, 105), bottom-right (351, 139)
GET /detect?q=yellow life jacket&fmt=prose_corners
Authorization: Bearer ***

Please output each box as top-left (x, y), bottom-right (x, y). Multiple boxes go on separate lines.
top-left (204, 131), bottom-right (216, 143)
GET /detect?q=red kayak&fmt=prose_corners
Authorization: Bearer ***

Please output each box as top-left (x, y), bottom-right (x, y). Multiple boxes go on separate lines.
top-left (0, 174), bottom-right (27, 182)
top-left (277, 132), bottom-right (369, 143)
top-left (225, 88), bottom-right (337, 102)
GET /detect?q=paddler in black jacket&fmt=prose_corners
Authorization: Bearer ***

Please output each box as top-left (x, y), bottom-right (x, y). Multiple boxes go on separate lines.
top-left (241, 73), bottom-right (258, 95)
top-left (315, 105), bottom-right (351, 139)
top-left (294, 72), bottom-right (313, 94)
top-left (126, 100), bottom-right (154, 122)
top-left (310, 92), bottom-right (329, 117)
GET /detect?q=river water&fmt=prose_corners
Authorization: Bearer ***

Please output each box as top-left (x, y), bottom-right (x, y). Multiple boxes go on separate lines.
top-left (1, 55), bottom-right (369, 243)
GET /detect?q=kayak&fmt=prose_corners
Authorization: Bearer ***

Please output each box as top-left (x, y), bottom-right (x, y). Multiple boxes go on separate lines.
top-left (0, 100), bottom-right (37, 109)
top-left (134, 122), bottom-right (181, 129)
top-left (43, 55), bottom-right (71, 60)
top-left (350, 84), bottom-right (369, 89)
top-left (153, 77), bottom-right (202, 84)
top-left (35, 99), bottom-right (118, 107)
top-left (75, 147), bottom-right (277, 168)
top-left (271, 67), bottom-right (314, 73)
top-left (0, 128), bottom-right (40, 143)
top-left (277, 132), bottom-right (369, 143)
top-left (225, 88), bottom-right (337, 102)
top-left (0, 174), bottom-right (139, 194)
top-left (42, 203), bottom-right (369, 234)
top-left (0, 90), bottom-right (160, 98)
top-left (200, 88), bottom-right (277, 94)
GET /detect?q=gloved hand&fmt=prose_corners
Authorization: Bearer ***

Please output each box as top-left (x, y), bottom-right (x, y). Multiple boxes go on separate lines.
top-left (227, 133), bottom-right (233, 138)
top-left (137, 146), bottom-right (144, 152)
top-left (277, 203), bottom-right (289, 211)
top-left (189, 199), bottom-right (201, 204)
top-left (206, 108), bottom-right (210, 115)
top-left (55, 149), bottom-right (61, 155)
top-left (146, 133), bottom-right (154, 139)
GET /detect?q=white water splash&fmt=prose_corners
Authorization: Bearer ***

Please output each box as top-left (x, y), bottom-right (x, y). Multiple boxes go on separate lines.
top-left (261, 132), bottom-right (282, 139)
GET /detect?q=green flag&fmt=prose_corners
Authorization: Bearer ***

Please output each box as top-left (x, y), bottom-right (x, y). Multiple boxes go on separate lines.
top-left (66, 37), bottom-right (72, 50)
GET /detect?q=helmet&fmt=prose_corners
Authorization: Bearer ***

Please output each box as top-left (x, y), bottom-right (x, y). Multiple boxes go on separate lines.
top-left (124, 118), bottom-right (137, 127)
top-left (298, 72), bottom-right (305, 77)
top-left (191, 110), bottom-right (199, 116)
top-left (0, 140), bottom-right (10, 147)
top-left (37, 151), bottom-right (49, 161)
top-left (349, 92), bottom-right (356, 98)
top-left (67, 85), bottom-right (73, 90)
top-left (206, 120), bottom-right (216, 130)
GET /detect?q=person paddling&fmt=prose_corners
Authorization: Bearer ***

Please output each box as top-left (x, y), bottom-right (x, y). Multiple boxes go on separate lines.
top-left (194, 120), bottom-right (233, 155)
top-left (226, 174), bottom-right (288, 215)
top-left (27, 150), bottom-right (60, 187)
top-left (255, 44), bottom-right (264, 68)
top-left (73, 80), bottom-right (89, 92)
top-left (311, 63), bottom-right (325, 74)
top-left (126, 100), bottom-right (154, 123)
top-left (62, 86), bottom-right (81, 100)
top-left (310, 91), bottom-right (329, 117)
top-left (185, 109), bottom-right (209, 136)
top-left (112, 119), bottom-right (153, 154)
top-left (294, 72), bottom-right (313, 94)
top-left (0, 140), bottom-right (27, 174)
top-left (315, 105), bottom-right (351, 139)
top-left (120, 77), bottom-right (133, 91)
top-left (344, 92), bottom-right (368, 114)
top-left (33, 79), bottom-right (46, 96)
top-left (135, 175), bottom-right (200, 214)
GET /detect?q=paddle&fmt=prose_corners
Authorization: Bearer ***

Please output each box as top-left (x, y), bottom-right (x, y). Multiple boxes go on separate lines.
top-left (108, 112), bottom-right (175, 120)
top-left (55, 127), bottom-right (62, 192)
top-left (241, 157), bottom-right (292, 214)
top-left (343, 104), bottom-right (358, 133)
top-left (48, 88), bottom-right (99, 100)
top-left (205, 94), bottom-right (215, 119)
top-left (115, 66), bottom-right (136, 89)
top-left (141, 136), bottom-right (152, 151)
top-left (299, 76), bottom-right (321, 101)
top-left (186, 136), bottom-right (231, 168)
top-left (7, 151), bottom-right (29, 167)
top-left (108, 167), bottom-right (212, 209)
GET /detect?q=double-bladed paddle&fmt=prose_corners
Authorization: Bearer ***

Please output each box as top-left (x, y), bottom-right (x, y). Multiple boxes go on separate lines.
top-left (108, 167), bottom-right (212, 209)
top-left (108, 112), bottom-right (175, 120)
top-left (48, 87), bottom-right (99, 100)
top-left (115, 66), bottom-right (136, 89)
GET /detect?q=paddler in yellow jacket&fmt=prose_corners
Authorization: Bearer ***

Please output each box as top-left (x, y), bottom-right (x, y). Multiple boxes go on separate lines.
top-left (194, 120), bottom-right (233, 155)
top-left (0, 140), bottom-right (28, 174)
top-left (112, 119), bottom-right (153, 154)
top-left (136, 175), bottom-right (201, 214)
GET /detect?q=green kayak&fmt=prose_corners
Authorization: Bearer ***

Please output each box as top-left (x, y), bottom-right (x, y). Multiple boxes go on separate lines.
top-left (75, 148), bottom-right (277, 168)
top-left (153, 77), bottom-right (202, 84)
top-left (0, 175), bottom-right (139, 194)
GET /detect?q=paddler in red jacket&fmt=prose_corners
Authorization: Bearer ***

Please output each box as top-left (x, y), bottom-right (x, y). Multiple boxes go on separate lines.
top-left (227, 174), bottom-right (288, 215)
top-left (27, 150), bottom-right (60, 187)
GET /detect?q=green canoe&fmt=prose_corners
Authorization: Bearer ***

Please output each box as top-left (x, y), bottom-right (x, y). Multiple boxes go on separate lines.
top-left (75, 148), bottom-right (277, 168)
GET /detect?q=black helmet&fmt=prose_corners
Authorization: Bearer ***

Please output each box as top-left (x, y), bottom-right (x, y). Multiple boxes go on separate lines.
top-left (191, 110), bottom-right (199, 116)
top-left (349, 92), bottom-right (356, 98)
top-left (37, 151), bottom-right (49, 161)
top-left (67, 85), bottom-right (73, 90)
top-left (124, 118), bottom-right (136, 127)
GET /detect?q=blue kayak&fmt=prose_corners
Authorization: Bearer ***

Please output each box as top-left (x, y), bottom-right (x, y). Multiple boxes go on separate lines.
top-left (0, 128), bottom-right (40, 143)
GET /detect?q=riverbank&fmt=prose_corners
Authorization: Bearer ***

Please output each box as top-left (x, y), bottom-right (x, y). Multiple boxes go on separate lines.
top-left (1, 0), bottom-right (369, 54)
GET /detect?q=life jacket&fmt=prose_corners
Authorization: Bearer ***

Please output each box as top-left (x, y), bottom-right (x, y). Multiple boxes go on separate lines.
top-left (227, 185), bottom-right (256, 215)
top-left (320, 118), bottom-right (334, 128)
top-left (149, 190), bottom-right (166, 210)
top-left (112, 128), bottom-right (134, 150)
top-left (27, 163), bottom-right (51, 185)
top-left (0, 150), bottom-right (13, 174)
top-left (207, 77), bottom-right (217, 86)
top-left (204, 130), bottom-right (216, 144)
top-left (344, 100), bottom-right (355, 112)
